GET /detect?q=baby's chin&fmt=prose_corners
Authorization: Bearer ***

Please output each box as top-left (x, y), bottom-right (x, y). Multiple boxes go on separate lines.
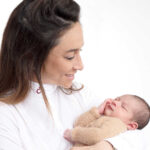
top-left (103, 108), bottom-right (113, 116)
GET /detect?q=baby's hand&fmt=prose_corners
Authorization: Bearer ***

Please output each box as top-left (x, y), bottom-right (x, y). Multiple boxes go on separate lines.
top-left (98, 98), bottom-right (113, 114)
top-left (64, 129), bottom-right (72, 142)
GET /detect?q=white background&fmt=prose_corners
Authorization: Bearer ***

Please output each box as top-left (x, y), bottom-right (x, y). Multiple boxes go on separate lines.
top-left (0, 0), bottom-right (150, 104)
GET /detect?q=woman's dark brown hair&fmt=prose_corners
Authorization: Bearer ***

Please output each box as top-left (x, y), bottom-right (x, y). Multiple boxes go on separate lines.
top-left (0, 0), bottom-right (80, 110)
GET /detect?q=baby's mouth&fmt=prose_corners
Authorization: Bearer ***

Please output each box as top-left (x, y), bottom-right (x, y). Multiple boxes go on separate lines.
top-left (106, 104), bottom-right (114, 111)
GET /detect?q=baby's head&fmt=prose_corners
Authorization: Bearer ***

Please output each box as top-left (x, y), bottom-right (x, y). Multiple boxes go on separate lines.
top-left (103, 94), bottom-right (150, 130)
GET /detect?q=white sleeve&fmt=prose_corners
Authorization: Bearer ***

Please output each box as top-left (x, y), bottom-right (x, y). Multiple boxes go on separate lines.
top-left (0, 104), bottom-right (24, 150)
top-left (106, 128), bottom-right (150, 150)
top-left (106, 131), bottom-right (140, 150)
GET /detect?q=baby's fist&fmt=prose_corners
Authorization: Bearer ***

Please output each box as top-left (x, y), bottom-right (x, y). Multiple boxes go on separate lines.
top-left (64, 129), bottom-right (72, 142)
top-left (98, 98), bottom-right (113, 114)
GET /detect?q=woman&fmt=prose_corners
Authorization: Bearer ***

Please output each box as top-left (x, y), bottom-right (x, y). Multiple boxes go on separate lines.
top-left (0, 0), bottom-right (142, 150)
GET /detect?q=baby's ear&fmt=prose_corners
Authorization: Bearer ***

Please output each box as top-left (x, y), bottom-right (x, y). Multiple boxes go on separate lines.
top-left (127, 121), bottom-right (138, 130)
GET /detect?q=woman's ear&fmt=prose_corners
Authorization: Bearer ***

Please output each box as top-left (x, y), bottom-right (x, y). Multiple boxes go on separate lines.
top-left (127, 121), bottom-right (138, 130)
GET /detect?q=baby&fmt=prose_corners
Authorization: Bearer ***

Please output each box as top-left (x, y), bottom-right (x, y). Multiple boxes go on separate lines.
top-left (64, 94), bottom-right (150, 148)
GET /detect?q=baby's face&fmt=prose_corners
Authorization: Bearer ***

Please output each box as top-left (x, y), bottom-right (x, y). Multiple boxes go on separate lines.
top-left (103, 95), bottom-right (137, 124)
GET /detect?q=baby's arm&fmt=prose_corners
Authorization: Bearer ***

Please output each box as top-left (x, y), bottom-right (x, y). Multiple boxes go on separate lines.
top-left (71, 127), bottom-right (107, 145)
top-left (64, 117), bottom-right (127, 146)
top-left (74, 98), bottom-right (113, 127)
top-left (74, 107), bottom-right (100, 127)
top-left (64, 127), bottom-right (105, 145)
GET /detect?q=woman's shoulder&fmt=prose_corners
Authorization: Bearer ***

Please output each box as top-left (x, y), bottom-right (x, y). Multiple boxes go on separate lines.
top-left (0, 101), bottom-right (11, 111)
top-left (0, 101), bottom-right (18, 125)
top-left (0, 101), bottom-right (17, 115)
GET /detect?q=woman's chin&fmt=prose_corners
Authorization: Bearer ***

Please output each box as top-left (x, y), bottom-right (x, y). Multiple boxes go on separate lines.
top-left (60, 82), bottom-right (72, 89)
top-left (64, 85), bottom-right (72, 89)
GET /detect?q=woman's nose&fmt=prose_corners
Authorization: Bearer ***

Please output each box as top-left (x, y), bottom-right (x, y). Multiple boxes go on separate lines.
top-left (73, 55), bottom-right (84, 71)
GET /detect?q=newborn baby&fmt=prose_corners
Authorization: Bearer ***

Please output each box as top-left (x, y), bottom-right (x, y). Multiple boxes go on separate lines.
top-left (64, 94), bottom-right (150, 149)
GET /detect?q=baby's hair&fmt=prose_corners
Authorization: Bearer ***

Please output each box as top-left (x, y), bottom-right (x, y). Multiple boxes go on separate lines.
top-left (132, 95), bottom-right (150, 129)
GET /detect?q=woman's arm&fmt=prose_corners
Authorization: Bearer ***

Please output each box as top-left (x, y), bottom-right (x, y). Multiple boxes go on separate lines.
top-left (0, 105), bottom-right (24, 150)
top-left (106, 130), bottom-right (144, 150)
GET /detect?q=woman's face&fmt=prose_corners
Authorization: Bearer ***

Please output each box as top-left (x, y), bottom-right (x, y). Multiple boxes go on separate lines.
top-left (41, 22), bottom-right (84, 88)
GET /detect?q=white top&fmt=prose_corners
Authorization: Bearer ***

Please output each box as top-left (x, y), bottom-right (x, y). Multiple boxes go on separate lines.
top-left (0, 82), bottom-right (149, 150)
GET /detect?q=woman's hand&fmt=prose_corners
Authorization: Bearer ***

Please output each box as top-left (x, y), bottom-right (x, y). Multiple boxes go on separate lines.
top-left (98, 98), bottom-right (113, 114)
top-left (70, 140), bottom-right (114, 150)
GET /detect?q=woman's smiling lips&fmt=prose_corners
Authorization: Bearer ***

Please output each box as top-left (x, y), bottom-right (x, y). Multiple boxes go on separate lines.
top-left (65, 74), bottom-right (74, 80)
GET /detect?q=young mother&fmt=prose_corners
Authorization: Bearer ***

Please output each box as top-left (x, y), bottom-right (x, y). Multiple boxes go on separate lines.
top-left (0, 0), bottom-right (141, 149)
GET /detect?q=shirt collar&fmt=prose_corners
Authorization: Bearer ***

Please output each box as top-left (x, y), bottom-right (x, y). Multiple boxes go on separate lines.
top-left (31, 81), bottom-right (57, 94)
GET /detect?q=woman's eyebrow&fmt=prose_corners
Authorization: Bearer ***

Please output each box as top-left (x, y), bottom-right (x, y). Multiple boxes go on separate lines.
top-left (66, 49), bottom-right (79, 53)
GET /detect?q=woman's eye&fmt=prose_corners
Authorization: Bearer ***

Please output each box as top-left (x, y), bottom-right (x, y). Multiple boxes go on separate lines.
top-left (65, 56), bottom-right (75, 60)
